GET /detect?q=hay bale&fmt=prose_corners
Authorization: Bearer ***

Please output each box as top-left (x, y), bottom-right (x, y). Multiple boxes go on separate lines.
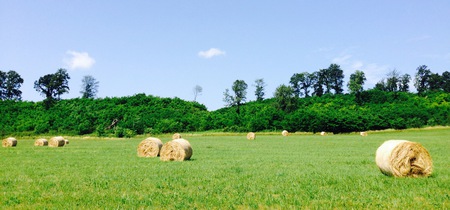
top-left (320, 131), bottom-right (326, 136)
top-left (2, 137), bottom-right (17, 147)
top-left (172, 133), bottom-right (182, 140)
top-left (282, 130), bottom-right (289, 136)
top-left (360, 132), bottom-right (368, 136)
top-left (137, 137), bottom-right (163, 157)
top-left (247, 132), bottom-right (256, 140)
top-left (375, 140), bottom-right (433, 177)
top-left (160, 139), bottom-right (192, 161)
top-left (34, 138), bottom-right (48, 146)
top-left (64, 139), bottom-right (69, 145)
top-left (49, 136), bottom-right (65, 147)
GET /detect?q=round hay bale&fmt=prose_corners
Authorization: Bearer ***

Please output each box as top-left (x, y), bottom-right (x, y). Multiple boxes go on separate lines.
top-left (172, 133), bottom-right (182, 139)
top-left (375, 140), bottom-right (433, 177)
top-left (320, 131), bottom-right (326, 136)
top-left (247, 132), bottom-right (256, 140)
top-left (2, 137), bottom-right (17, 147)
top-left (282, 130), bottom-right (289, 136)
top-left (64, 139), bottom-right (69, 145)
top-left (360, 132), bottom-right (368, 136)
top-left (49, 136), bottom-right (65, 147)
top-left (137, 137), bottom-right (163, 157)
top-left (34, 138), bottom-right (48, 146)
top-left (160, 139), bottom-right (192, 161)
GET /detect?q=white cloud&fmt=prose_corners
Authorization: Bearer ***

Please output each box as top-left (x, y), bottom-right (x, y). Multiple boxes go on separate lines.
top-left (332, 54), bottom-right (352, 65)
top-left (198, 48), bottom-right (226, 59)
top-left (64, 51), bottom-right (95, 70)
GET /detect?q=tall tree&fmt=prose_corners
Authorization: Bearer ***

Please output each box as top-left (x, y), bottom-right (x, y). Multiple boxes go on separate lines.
top-left (0, 70), bottom-right (24, 100)
top-left (274, 84), bottom-right (296, 112)
top-left (223, 80), bottom-right (248, 112)
top-left (80, 75), bottom-right (99, 99)
top-left (253, 78), bottom-right (266, 101)
top-left (414, 65), bottom-right (431, 95)
top-left (34, 68), bottom-right (70, 107)
top-left (428, 73), bottom-right (442, 92)
top-left (290, 72), bottom-right (315, 98)
top-left (193, 85), bottom-right (203, 102)
top-left (385, 69), bottom-right (400, 92)
top-left (347, 70), bottom-right (366, 94)
top-left (442, 71), bottom-right (450, 92)
top-left (328, 64), bottom-right (344, 94)
top-left (399, 74), bottom-right (411, 92)
top-left (312, 71), bottom-right (324, 97)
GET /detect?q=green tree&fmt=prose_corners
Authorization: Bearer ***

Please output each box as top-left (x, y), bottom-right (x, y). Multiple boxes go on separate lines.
top-left (347, 70), bottom-right (366, 94)
top-left (0, 70), bottom-right (24, 100)
top-left (80, 75), bottom-right (99, 99)
top-left (313, 71), bottom-right (324, 97)
top-left (414, 65), bottom-right (431, 95)
top-left (442, 71), bottom-right (450, 92)
top-left (328, 64), bottom-right (344, 94)
top-left (428, 73), bottom-right (442, 92)
top-left (274, 84), bottom-right (296, 112)
top-left (385, 69), bottom-right (400, 92)
top-left (399, 74), bottom-right (411, 92)
top-left (290, 72), bottom-right (316, 98)
top-left (34, 68), bottom-right (70, 108)
top-left (223, 80), bottom-right (248, 112)
top-left (253, 78), bottom-right (266, 101)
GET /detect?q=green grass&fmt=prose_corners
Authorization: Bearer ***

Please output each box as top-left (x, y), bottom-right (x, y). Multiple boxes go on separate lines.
top-left (1, 128), bottom-right (449, 209)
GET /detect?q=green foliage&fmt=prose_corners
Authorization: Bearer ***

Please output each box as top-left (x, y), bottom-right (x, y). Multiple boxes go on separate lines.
top-left (1, 91), bottom-right (450, 137)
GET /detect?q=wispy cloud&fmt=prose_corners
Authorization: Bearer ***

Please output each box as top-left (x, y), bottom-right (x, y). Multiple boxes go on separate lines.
top-left (331, 54), bottom-right (391, 87)
top-left (64, 50), bottom-right (95, 70)
top-left (198, 48), bottom-right (226, 59)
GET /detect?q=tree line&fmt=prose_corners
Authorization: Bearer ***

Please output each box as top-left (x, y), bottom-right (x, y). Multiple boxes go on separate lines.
top-left (1, 64), bottom-right (449, 137)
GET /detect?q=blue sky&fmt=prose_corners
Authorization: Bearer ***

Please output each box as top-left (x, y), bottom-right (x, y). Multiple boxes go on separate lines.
top-left (1, 1), bottom-right (449, 110)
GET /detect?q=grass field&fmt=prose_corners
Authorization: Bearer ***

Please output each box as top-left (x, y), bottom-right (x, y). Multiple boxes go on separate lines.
top-left (1, 128), bottom-right (449, 209)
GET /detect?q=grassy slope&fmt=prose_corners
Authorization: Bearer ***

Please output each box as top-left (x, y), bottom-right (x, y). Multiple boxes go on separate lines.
top-left (1, 128), bottom-right (449, 209)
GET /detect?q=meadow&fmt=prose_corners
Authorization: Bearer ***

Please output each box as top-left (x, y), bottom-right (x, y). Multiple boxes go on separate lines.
top-left (1, 128), bottom-right (449, 209)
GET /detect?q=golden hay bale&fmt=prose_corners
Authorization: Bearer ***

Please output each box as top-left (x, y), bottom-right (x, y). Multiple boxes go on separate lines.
top-left (49, 136), bottom-right (66, 147)
top-left (2, 137), bottom-right (17, 147)
top-left (320, 131), bottom-right (326, 136)
top-left (375, 140), bottom-right (433, 177)
top-left (247, 132), bottom-right (256, 140)
top-left (172, 133), bottom-right (182, 139)
top-left (137, 137), bottom-right (163, 157)
top-left (360, 132), bottom-right (368, 136)
top-left (34, 138), bottom-right (48, 146)
top-left (282, 130), bottom-right (289, 136)
top-left (160, 139), bottom-right (192, 161)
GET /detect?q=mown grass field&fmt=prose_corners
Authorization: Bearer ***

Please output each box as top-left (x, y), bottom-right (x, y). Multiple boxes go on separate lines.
top-left (1, 128), bottom-right (449, 209)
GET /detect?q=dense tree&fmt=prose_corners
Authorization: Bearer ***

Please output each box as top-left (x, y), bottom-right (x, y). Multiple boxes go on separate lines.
top-left (290, 72), bottom-right (315, 98)
top-left (253, 78), bottom-right (266, 101)
top-left (414, 65), bottom-right (431, 95)
top-left (399, 74), bottom-right (411, 92)
top-left (274, 84), bottom-right (296, 112)
top-left (312, 71), bottom-right (324, 97)
top-left (0, 70), bottom-right (24, 100)
top-left (347, 70), bottom-right (366, 94)
top-left (80, 75), bottom-right (99, 99)
top-left (34, 68), bottom-right (70, 107)
top-left (428, 73), bottom-right (443, 92)
top-left (442, 71), bottom-right (450, 92)
top-left (385, 69), bottom-right (400, 92)
top-left (328, 64), bottom-right (345, 94)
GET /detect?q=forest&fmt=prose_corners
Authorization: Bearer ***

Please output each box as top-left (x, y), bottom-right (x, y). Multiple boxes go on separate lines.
top-left (1, 65), bottom-right (449, 137)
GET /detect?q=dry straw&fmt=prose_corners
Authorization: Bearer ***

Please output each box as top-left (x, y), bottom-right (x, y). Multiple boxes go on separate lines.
top-left (160, 138), bottom-right (192, 161)
top-left (172, 133), bottom-right (182, 139)
top-left (360, 132), bottom-right (368, 136)
top-left (2, 137), bottom-right (17, 147)
top-left (49, 136), bottom-right (66, 147)
top-left (137, 137), bottom-right (163, 157)
top-left (282, 130), bottom-right (289, 136)
top-left (375, 140), bottom-right (433, 177)
top-left (320, 131), bottom-right (326, 136)
top-left (34, 138), bottom-right (48, 146)
top-left (247, 132), bottom-right (256, 140)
